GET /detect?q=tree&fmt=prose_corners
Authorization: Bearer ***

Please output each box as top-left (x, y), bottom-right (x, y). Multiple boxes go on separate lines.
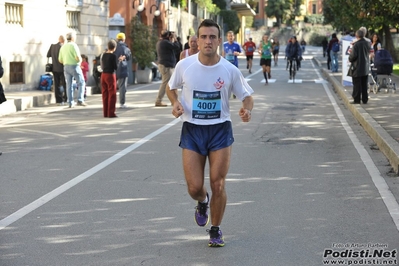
top-left (323, 0), bottom-right (398, 61)
top-left (265, 0), bottom-right (301, 26)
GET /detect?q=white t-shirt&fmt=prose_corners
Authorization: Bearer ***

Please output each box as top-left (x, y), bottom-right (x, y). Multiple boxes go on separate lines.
top-left (169, 53), bottom-right (254, 125)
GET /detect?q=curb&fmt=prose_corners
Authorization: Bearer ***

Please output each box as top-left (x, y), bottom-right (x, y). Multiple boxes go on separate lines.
top-left (314, 57), bottom-right (399, 174)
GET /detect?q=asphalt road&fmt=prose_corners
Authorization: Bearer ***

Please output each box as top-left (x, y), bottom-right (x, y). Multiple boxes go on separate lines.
top-left (1, 47), bottom-right (398, 266)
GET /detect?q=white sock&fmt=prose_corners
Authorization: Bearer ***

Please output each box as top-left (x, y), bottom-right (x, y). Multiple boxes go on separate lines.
top-left (200, 194), bottom-right (208, 204)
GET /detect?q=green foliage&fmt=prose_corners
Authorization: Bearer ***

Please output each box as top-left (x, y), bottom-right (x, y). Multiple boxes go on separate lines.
top-left (194, 0), bottom-right (220, 14)
top-left (322, 0), bottom-right (398, 62)
top-left (308, 32), bottom-right (326, 46)
top-left (265, 0), bottom-right (301, 26)
top-left (219, 10), bottom-right (240, 34)
top-left (129, 16), bottom-right (158, 69)
top-left (305, 15), bottom-right (324, 25)
top-left (213, 0), bottom-right (226, 10)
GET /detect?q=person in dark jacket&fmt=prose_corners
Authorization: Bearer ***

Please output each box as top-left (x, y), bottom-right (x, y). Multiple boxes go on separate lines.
top-left (285, 36), bottom-right (302, 79)
top-left (328, 33), bottom-right (340, 72)
top-left (114, 32), bottom-right (132, 109)
top-left (47, 35), bottom-right (67, 104)
top-left (349, 30), bottom-right (370, 104)
top-left (155, 30), bottom-right (180, 107)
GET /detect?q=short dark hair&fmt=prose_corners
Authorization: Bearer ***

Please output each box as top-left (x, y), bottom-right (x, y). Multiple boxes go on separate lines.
top-left (356, 30), bottom-right (364, 38)
top-left (197, 19), bottom-right (221, 38)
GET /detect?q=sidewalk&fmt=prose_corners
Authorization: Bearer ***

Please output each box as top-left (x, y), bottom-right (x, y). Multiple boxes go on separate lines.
top-left (314, 54), bottom-right (399, 174)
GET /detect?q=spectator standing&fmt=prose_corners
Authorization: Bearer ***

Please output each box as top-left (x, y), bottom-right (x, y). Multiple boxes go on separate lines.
top-left (242, 37), bottom-right (256, 73)
top-left (58, 32), bottom-right (87, 108)
top-left (222, 31), bottom-right (242, 68)
top-left (166, 19), bottom-right (254, 247)
top-left (300, 39), bottom-right (306, 52)
top-left (155, 30), bottom-right (180, 107)
top-left (258, 34), bottom-right (272, 85)
top-left (80, 54), bottom-right (89, 98)
top-left (321, 37), bottom-right (328, 57)
top-left (272, 37), bottom-right (280, 66)
top-left (114, 32), bottom-right (132, 109)
top-left (175, 36), bottom-right (183, 64)
top-left (183, 35), bottom-right (190, 50)
top-left (180, 35), bottom-right (199, 60)
top-left (47, 35), bottom-right (67, 105)
top-left (328, 33), bottom-right (339, 72)
top-left (101, 40), bottom-right (118, 117)
top-left (349, 30), bottom-right (370, 104)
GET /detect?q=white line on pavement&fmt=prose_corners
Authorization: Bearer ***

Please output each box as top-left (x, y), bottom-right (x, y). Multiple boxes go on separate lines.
top-left (313, 60), bottom-right (399, 232)
top-left (0, 118), bottom-right (181, 231)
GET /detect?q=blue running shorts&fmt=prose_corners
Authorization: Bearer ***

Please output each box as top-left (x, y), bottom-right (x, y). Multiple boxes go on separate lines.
top-left (179, 121), bottom-right (234, 156)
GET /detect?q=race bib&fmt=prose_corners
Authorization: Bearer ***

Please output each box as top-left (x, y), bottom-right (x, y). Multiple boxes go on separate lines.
top-left (192, 90), bottom-right (221, 119)
top-left (263, 50), bottom-right (271, 56)
top-left (248, 47), bottom-right (254, 52)
top-left (225, 54), bottom-right (234, 62)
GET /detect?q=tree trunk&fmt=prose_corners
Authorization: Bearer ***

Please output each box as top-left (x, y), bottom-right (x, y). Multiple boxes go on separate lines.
top-left (383, 24), bottom-right (398, 63)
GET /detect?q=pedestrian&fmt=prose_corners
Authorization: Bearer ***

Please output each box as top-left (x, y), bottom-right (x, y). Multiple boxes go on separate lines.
top-left (0, 55), bottom-right (4, 156)
top-left (272, 37), bottom-right (280, 66)
top-left (175, 36), bottom-right (183, 64)
top-left (222, 31), bottom-right (242, 68)
top-left (322, 37), bottom-right (328, 57)
top-left (258, 34), bottom-right (272, 85)
top-left (349, 29), bottom-right (370, 104)
top-left (100, 40), bottom-right (118, 118)
top-left (155, 30), bottom-right (180, 107)
top-left (80, 54), bottom-right (89, 99)
top-left (328, 33), bottom-right (339, 72)
top-left (114, 32), bottom-right (132, 109)
top-left (166, 19), bottom-right (254, 248)
top-left (183, 35), bottom-right (190, 50)
top-left (286, 36), bottom-right (302, 79)
top-left (179, 35), bottom-right (199, 60)
top-left (58, 32), bottom-right (87, 108)
top-left (300, 39), bottom-right (306, 52)
top-left (47, 35), bottom-right (67, 105)
top-left (370, 33), bottom-right (382, 82)
top-left (242, 37), bottom-right (256, 73)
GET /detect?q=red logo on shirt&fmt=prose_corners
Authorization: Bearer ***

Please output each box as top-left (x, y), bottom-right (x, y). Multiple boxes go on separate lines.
top-left (213, 77), bottom-right (224, 90)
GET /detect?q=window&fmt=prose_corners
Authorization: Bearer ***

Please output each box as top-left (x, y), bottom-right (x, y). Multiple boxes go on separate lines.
top-left (312, 4), bottom-right (316, 14)
top-left (65, 0), bottom-right (83, 6)
top-left (67, 11), bottom-right (80, 31)
top-left (5, 3), bottom-right (23, 26)
top-left (10, 62), bottom-right (24, 84)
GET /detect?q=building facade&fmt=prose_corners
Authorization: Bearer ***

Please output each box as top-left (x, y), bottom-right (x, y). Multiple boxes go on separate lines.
top-left (0, 0), bottom-right (109, 91)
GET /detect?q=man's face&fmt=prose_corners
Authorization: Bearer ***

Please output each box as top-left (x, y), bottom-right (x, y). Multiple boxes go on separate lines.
top-left (227, 32), bottom-right (235, 43)
top-left (198, 26), bottom-right (221, 56)
top-left (263, 35), bottom-right (269, 42)
top-left (189, 36), bottom-right (198, 50)
top-left (291, 37), bottom-right (296, 43)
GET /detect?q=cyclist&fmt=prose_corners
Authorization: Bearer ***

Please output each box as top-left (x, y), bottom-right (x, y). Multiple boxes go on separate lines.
top-left (286, 36), bottom-right (302, 79)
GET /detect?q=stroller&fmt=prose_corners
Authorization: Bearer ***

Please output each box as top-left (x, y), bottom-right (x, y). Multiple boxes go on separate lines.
top-left (370, 49), bottom-right (396, 93)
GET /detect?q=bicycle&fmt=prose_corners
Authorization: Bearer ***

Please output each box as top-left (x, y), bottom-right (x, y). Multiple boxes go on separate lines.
top-left (288, 57), bottom-right (297, 82)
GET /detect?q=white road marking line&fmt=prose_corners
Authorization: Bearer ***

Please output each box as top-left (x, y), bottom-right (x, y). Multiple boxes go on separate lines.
top-left (0, 119), bottom-right (181, 231)
top-left (313, 60), bottom-right (399, 232)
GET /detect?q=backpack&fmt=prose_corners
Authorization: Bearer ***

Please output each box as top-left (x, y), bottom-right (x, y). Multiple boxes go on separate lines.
top-left (38, 74), bottom-right (53, 91)
top-left (374, 49), bottom-right (393, 74)
top-left (332, 42), bottom-right (340, 52)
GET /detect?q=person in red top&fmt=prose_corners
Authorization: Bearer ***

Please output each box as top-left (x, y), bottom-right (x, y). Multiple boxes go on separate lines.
top-left (80, 54), bottom-right (89, 98)
top-left (243, 37), bottom-right (256, 73)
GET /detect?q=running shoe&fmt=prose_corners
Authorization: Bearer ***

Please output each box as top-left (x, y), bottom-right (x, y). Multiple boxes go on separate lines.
top-left (207, 226), bottom-right (225, 247)
top-left (195, 193), bottom-right (209, 227)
